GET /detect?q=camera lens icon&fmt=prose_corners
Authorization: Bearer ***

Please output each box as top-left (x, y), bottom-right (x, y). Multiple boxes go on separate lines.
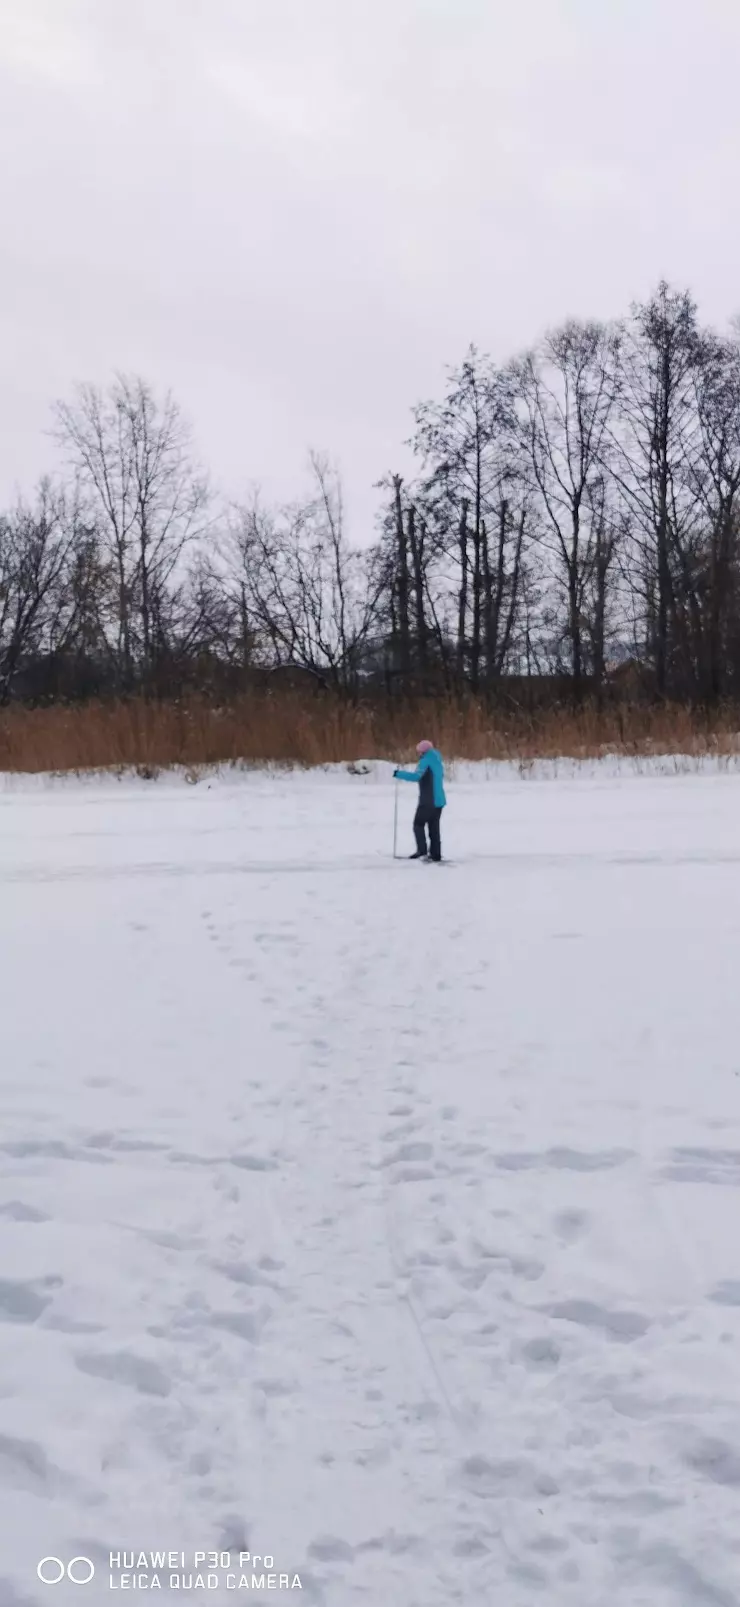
top-left (37, 1557), bottom-right (95, 1585)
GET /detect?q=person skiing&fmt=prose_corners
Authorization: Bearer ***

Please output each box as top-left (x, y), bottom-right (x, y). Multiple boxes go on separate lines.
top-left (394, 740), bottom-right (446, 861)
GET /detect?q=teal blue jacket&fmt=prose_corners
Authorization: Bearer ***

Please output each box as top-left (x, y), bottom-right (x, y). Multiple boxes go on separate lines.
top-left (395, 748), bottom-right (446, 808)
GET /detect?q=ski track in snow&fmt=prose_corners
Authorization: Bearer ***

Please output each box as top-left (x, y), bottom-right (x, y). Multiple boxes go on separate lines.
top-left (2, 762), bottom-right (740, 1603)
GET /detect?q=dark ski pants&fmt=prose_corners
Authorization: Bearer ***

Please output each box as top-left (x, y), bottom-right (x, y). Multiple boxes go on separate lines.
top-left (414, 804), bottom-right (443, 861)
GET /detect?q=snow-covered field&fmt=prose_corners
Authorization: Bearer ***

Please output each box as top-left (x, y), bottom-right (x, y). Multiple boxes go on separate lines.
top-left (2, 759), bottom-right (740, 1605)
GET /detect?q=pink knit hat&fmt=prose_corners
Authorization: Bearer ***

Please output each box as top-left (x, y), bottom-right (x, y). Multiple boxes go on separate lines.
top-left (416, 740), bottom-right (433, 755)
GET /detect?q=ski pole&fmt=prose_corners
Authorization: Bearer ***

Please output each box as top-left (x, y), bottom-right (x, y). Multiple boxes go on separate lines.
top-left (393, 771), bottom-right (399, 858)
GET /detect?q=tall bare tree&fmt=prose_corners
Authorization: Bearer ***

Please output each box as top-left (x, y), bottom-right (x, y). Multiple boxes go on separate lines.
top-left (513, 319), bottom-right (622, 697)
top-left (614, 284), bottom-right (700, 694)
top-left (411, 348), bottom-right (525, 688)
top-left (688, 331), bottom-right (740, 697)
top-left (0, 482), bottom-right (76, 702)
top-left (54, 375), bottom-right (209, 684)
top-left (230, 455), bottom-right (381, 693)
top-left (482, 490), bottom-right (529, 678)
top-left (391, 474), bottom-right (412, 682)
top-left (582, 474), bottom-right (626, 704)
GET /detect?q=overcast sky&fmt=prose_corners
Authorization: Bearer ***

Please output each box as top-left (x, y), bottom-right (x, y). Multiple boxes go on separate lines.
top-left (1, 0), bottom-right (740, 535)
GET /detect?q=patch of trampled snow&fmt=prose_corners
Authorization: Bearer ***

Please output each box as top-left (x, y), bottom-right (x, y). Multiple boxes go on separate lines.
top-left (1, 764), bottom-right (740, 1602)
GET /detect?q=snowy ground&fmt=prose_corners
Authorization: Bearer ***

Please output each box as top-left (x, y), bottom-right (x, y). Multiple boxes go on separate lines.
top-left (2, 759), bottom-right (740, 1605)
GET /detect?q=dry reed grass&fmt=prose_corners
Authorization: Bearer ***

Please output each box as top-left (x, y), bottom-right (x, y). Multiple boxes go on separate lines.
top-left (1, 694), bottom-right (739, 776)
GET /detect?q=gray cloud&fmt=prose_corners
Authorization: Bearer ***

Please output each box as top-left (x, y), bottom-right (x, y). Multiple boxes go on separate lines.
top-left (1, 0), bottom-right (739, 535)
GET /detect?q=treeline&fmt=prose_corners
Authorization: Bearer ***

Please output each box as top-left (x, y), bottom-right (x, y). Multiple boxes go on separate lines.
top-left (4, 282), bottom-right (740, 709)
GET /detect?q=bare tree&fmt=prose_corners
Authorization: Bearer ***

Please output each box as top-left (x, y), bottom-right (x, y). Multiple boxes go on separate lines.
top-left (406, 502), bottom-right (428, 675)
top-left (513, 319), bottom-right (622, 698)
top-left (482, 492), bottom-right (530, 678)
top-left (372, 474), bottom-right (444, 687)
top-left (411, 348), bottom-right (525, 689)
top-left (4, 282), bottom-right (740, 717)
top-left (391, 474), bottom-right (412, 681)
top-left (687, 331), bottom-right (740, 697)
top-left (412, 349), bottom-right (494, 686)
top-left (0, 482), bottom-right (76, 702)
top-left (614, 284), bottom-right (700, 695)
top-left (54, 375), bottom-right (209, 685)
top-left (582, 474), bottom-right (626, 704)
top-left (230, 456), bottom-right (381, 693)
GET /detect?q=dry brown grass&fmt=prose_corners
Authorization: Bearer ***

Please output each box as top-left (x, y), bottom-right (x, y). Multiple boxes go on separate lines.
top-left (0, 694), bottom-right (739, 775)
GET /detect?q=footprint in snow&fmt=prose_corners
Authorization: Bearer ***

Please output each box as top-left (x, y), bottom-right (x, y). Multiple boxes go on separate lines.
top-left (553, 1209), bottom-right (591, 1243)
top-left (547, 1299), bottom-right (649, 1341)
top-left (519, 1336), bottom-right (561, 1370)
top-left (75, 1349), bottom-right (172, 1398)
top-left (684, 1436), bottom-right (740, 1488)
top-left (208, 1307), bottom-right (272, 1344)
top-left (307, 1536), bottom-right (355, 1563)
top-left (380, 1142), bottom-right (433, 1167)
top-left (0, 1575), bottom-right (47, 1607)
top-left (458, 1453), bottom-right (558, 1499)
top-left (661, 1147), bottom-right (740, 1185)
top-left (709, 1281), bottom-right (740, 1305)
top-left (230, 1153), bottom-right (278, 1172)
top-left (390, 1166), bottom-right (437, 1183)
top-left (0, 1434), bottom-right (58, 1494)
top-left (0, 1200), bottom-right (49, 1223)
top-left (0, 1278), bottom-right (59, 1324)
top-left (213, 1259), bottom-right (279, 1290)
top-left (495, 1147), bottom-right (633, 1173)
